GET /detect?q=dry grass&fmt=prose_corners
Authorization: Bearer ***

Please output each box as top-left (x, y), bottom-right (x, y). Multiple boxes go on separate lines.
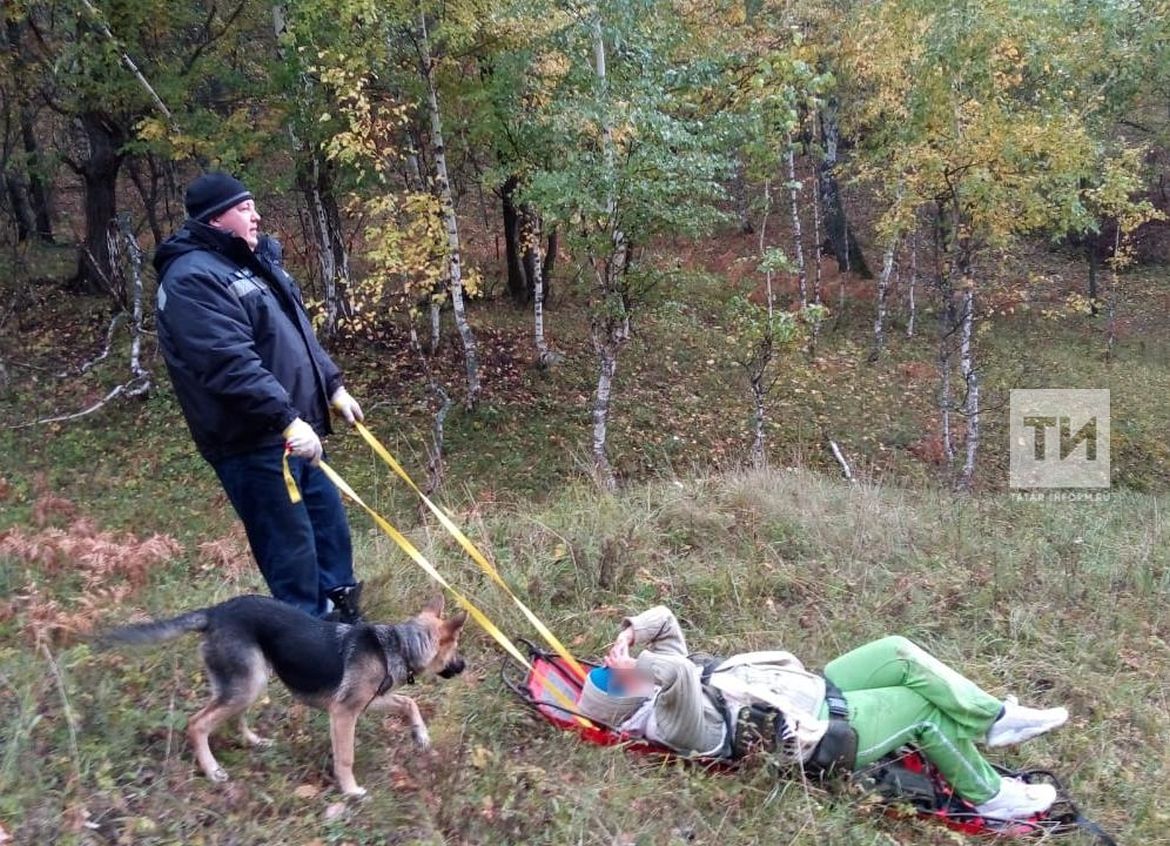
top-left (1, 462), bottom-right (1165, 844)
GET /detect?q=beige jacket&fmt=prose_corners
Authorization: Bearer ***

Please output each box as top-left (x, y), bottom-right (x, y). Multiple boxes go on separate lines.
top-left (623, 606), bottom-right (829, 761)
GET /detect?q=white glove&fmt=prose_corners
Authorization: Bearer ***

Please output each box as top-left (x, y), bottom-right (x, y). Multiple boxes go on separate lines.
top-left (283, 417), bottom-right (322, 465)
top-left (330, 386), bottom-right (364, 426)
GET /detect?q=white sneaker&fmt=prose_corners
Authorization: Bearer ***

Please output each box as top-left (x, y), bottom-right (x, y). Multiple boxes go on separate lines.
top-left (975, 777), bottom-right (1057, 820)
top-left (985, 700), bottom-right (1068, 747)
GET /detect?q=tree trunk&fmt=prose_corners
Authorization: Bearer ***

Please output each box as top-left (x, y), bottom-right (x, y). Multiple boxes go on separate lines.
top-left (73, 112), bottom-right (125, 295)
top-left (591, 334), bottom-right (619, 490)
top-left (957, 281), bottom-right (979, 490)
top-left (542, 226), bottom-right (557, 301)
top-left (529, 220), bottom-right (562, 368)
top-left (297, 155), bottom-right (350, 339)
top-left (934, 207), bottom-right (957, 468)
top-left (1, 170), bottom-right (35, 241)
top-left (501, 174), bottom-right (528, 304)
top-left (430, 293), bottom-right (442, 354)
top-left (785, 144), bottom-right (807, 307)
top-left (870, 233), bottom-right (899, 361)
top-left (906, 234), bottom-right (917, 338)
top-left (116, 212), bottom-right (151, 395)
top-left (749, 181), bottom-right (776, 467)
top-left (19, 102), bottom-right (53, 242)
top-left (586, 13), bottom-right (628, 490)
top-left (6, 19), bottom-right (53, 242)
top-left (125, 155), bottom-right (164, 245)
top-left (750, 372), bottom-right (767, 468)
top-left (731, 155), bottom-right (753, 234)
top-left (532, 229), bottom-right (549, 361)
top-left (816, 100), bottom-right (871, 278)
top-left (520, 204), bottom-right (542, 302)
top-left (419, 10), bottom-right (480, 407)
top-left (808, 162), bottom-right (823, 355)
top-left (408, 320), bottom-right (452, 498)
top-left (274, 5), bottom-right (349, 339)
top-left (1086, 235), bottom-right (1099, 316)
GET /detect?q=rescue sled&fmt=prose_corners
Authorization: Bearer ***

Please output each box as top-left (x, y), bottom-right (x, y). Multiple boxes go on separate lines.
top-left (503, 643), bottom-right (1116, 845)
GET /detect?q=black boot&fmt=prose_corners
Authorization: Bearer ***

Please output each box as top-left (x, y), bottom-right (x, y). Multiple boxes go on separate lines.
top-left (325, 582), bottom-right (364, 623)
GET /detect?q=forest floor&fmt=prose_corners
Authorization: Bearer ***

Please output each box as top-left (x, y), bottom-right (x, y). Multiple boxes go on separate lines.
top-left (1, 234), bottom-right (1168, 844)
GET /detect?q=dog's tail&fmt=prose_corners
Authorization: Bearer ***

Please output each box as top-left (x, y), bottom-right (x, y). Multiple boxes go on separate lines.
top-left (98, 610), bottom-right (210, 649)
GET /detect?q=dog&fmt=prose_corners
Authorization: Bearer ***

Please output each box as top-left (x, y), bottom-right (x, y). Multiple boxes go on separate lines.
top-left (102, 593), bottom-right (467, 796)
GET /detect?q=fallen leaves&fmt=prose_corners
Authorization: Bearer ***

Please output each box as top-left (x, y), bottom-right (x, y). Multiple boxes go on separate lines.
top-left (293, 783), bottom-right (321, 800)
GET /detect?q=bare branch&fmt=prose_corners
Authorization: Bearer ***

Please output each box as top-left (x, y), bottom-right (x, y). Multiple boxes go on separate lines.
top-left (9, 377), bottom-right (147, 429)
top-left (827, 438), bottom-right (856, 483)
top-left (57, 311), bottom-right (126, 378)
top-left (75, 0), bottom-right (174, 123)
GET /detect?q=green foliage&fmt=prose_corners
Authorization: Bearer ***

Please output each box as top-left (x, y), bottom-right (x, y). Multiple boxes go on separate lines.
top-left (521, 0), bottom-right (736, 275)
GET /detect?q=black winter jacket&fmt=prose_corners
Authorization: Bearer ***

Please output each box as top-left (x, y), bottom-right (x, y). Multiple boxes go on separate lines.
top-left (154, 221), bottom-right (343, 462)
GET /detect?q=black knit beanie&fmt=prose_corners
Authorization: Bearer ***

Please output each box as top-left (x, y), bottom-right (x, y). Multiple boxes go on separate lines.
top-left (185, 172), bottom-right (253, 223)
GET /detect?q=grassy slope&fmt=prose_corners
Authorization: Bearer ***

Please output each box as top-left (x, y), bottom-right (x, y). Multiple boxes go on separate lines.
top-left (1, 243), bottom-right (1168, 844)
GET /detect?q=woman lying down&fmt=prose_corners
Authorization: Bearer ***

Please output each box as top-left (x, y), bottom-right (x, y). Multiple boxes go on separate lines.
top-left (575, 606), bottom-right (1069, 821)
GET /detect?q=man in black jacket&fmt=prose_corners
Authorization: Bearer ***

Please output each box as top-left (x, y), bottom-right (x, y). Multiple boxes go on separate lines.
top-left (154, 172), bottom-right (364, 622)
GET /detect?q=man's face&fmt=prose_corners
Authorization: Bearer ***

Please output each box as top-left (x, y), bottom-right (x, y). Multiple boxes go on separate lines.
top-left (210, 199), bottom-right (261, 250)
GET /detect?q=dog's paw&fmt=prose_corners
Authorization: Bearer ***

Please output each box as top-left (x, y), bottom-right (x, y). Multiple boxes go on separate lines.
top-left (247, 735), bottom-right (275, 748)
top-left (341, 785), bottom-right (368, 798)
top-left (412, 727), bottom-right (432, 748)
top-left (210, 767), bottom-right (230, 783)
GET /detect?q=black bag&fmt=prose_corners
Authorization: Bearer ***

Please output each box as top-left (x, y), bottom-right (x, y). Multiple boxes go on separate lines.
top-left (804, 717), bottom-right (858, 778)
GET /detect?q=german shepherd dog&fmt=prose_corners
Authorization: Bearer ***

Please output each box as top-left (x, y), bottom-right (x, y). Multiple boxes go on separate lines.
top-left (103, 593), bottom-right (467, 796)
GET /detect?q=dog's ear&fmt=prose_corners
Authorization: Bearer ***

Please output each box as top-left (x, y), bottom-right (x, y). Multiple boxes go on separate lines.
top-left (445, 611), bottom-right (468, 632)
top-left (423, 593), bottom-right (446, 617)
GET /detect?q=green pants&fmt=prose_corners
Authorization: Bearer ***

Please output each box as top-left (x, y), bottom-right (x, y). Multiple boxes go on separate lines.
top-left (823, 636), bottom-right (1005, 804)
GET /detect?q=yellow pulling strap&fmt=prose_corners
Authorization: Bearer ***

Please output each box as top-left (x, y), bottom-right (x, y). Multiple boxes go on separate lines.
top-left (317, 460), bottom-right (532, 670)
top-left (281, 448), bottom-right (303, 503)
top-left (316, 460), bottom-right (589, 726)
top-left (353, 422), bottom-right (587, 681)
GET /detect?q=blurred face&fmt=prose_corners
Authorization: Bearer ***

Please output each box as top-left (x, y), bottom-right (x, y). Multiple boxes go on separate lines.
top-left (210, 198), bottom-right (261, 250)
top-left (612, 665), bottom-right (653, 697)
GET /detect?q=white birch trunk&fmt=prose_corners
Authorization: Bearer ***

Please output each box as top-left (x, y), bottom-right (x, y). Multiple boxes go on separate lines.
top-left (785, 145), bottom-right (807, 307)
top-left (906, 235), bottom-right (917, 339)
top-left (116, 214), bottom-right (151, 396)
top-left (871, 234), bottom-right (898, 361)
top-left (529, 223), bottom-right (562, 368)
top-left (533, 236), bottom-right (549, 360)
top-left (1106, 227), bottom-right (1121, 354)
top-left (811, 167), bottom-right (823, 308)
top-left (587, 14), bottom-right (627, 490)
top-left (430, 297), bottom-right (442, 354)
top-left (957, 283), bottom-right (979, 489)
top-left (591, 338), bottom-right (618, 488)
top-left (750, 373), bottom-right (768, 469)
top-left (419, 9), bottom-right (481, 406)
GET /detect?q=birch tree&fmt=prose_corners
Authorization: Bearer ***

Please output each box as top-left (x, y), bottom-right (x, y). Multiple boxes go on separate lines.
top-left (845, 0), bottom-right (1156, 489)
top-left (271, 3), bottom-right (356, 339)
top-left (525, 0), bottom-right (731, 488)
top-left (416, 8), bottom-right (481, 407)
